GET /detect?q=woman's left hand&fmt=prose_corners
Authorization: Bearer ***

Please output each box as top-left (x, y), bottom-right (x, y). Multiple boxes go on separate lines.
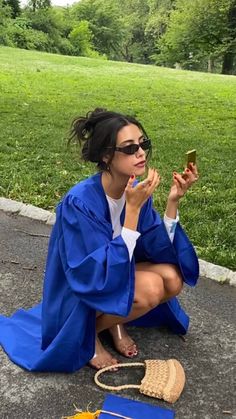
top-left (168, 163), bottom-right (199, 202)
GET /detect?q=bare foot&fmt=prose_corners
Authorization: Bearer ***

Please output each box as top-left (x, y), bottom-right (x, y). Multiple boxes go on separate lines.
top-left (89, 336), bottom-right (118, 370)
top-left (109, 324), bottom-right (138, 358)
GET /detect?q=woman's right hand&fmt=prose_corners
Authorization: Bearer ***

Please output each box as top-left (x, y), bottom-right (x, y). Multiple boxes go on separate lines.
top-left (125, 168), bottom-right (161, 211)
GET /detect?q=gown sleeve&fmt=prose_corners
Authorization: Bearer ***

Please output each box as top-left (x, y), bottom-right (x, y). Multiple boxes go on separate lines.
top-left (57, 194), bottom-right (135, 316)
top-left (134, 196), bottom-right (199, 286)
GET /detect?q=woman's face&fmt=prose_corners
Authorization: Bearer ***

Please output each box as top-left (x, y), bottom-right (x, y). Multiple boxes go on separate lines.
top-left (109, 123), bottom-right (148, 178)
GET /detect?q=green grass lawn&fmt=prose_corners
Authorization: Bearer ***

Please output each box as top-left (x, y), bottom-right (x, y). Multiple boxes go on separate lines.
top-left (0, 46), bottom-right (235, 270)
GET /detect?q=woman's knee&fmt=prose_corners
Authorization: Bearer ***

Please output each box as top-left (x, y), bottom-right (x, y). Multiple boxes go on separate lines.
top-left (162, 267), bottom-right (183, 297)
top-left (136, 262), bottom-right (183, 298)
top-left (134, 273), bottom-right (165, 310)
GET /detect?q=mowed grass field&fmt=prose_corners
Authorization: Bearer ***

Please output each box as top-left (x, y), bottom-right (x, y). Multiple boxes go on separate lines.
top-left (0, 46), bottom-right (235, 270)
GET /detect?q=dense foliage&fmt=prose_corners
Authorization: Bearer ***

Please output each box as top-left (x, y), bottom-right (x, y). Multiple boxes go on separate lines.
top-left (0, 0), bottom-right (235, 74)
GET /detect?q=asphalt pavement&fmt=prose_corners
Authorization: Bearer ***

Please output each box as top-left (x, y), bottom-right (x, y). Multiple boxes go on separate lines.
top-left (0, 210), bottom-right (235, 419)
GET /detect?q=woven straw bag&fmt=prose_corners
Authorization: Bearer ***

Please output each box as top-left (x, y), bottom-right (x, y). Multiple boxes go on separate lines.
top-left (94, 359), bottom-right (186, 404)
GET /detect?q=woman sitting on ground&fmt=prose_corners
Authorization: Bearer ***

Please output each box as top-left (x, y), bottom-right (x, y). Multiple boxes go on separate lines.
top-left (0, 108), bottom-right (199, 372)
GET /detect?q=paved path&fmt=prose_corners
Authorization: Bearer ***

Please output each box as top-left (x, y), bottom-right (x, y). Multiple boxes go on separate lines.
top-left (0, 210), bottom-right (235, 419)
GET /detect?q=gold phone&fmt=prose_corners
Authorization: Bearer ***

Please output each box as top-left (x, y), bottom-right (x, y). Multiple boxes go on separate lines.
top-left (186, 149), bottom-right (196, 167)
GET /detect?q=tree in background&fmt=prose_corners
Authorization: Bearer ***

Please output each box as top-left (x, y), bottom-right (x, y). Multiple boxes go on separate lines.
top-left (0, 0), bottom-right (12, 44)
top-left (28, 0), bottom-right (51, 13)
top-left (69, 19), bottom-right (98, 56)
top-left (117, 0), bottom-right (153, 63)
top-left (222, 0), bottom-right (236, 74)
top-left (154, 0), bottom-right (235, 74)
top-left (71, 0), bottom-right (151, 63)
top-left (71, 0), bottom-right (124, 59)
top-left (3, 0), bottom-right (21, 18)
top-left (145, 0), bottom-right (175, 62)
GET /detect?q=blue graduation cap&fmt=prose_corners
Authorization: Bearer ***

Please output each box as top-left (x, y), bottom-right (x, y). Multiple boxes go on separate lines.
top-left (99, 394), bottom-right (175, 419)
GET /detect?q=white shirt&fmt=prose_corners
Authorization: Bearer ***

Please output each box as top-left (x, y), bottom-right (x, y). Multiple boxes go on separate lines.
top-left (106, 193), bottom-right (178, 261)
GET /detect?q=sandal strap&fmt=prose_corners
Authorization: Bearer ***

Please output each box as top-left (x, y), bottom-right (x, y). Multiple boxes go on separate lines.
top-left (94, 362), bottom-right (144, 391)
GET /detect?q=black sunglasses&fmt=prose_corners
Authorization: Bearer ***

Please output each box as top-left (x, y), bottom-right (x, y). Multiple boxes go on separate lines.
top-left (115, 139), bottom-right (152, 155)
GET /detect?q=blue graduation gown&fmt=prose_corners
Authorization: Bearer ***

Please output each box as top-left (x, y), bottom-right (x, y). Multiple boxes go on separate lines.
top-left (0, 172), bottom-right (199, 372)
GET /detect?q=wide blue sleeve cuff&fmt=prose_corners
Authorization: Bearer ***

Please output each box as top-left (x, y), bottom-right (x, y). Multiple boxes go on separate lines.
top-left (135, 197), bottom-right (199, 287)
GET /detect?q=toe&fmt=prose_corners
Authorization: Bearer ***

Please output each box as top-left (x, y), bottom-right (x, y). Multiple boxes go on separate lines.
top-left (109, 324), bottom-right (138, 358)
top-left (89, 360), bottom-right (102, 370)
top-left (126, 344), bottom-right (138, 358)
top-left (119, 342), bottom-right (138, 358)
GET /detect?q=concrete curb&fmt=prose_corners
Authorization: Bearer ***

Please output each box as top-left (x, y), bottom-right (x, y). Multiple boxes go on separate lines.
top-left (0, 197), bottom-right (56, 225)
top-left (1, 197), bottom-right (235, 287)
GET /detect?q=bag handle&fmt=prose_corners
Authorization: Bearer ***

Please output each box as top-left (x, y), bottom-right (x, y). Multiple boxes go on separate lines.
top-left (94, 362), bottom-right (144, 391)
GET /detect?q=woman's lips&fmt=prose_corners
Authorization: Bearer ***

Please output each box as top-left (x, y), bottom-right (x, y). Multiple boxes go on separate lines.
top-left (135, 161), bottom-right (146, 167)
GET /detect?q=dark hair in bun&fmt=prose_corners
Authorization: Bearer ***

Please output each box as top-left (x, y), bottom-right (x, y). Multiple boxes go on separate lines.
top-left (68, 108), bottom-right (149, 171)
